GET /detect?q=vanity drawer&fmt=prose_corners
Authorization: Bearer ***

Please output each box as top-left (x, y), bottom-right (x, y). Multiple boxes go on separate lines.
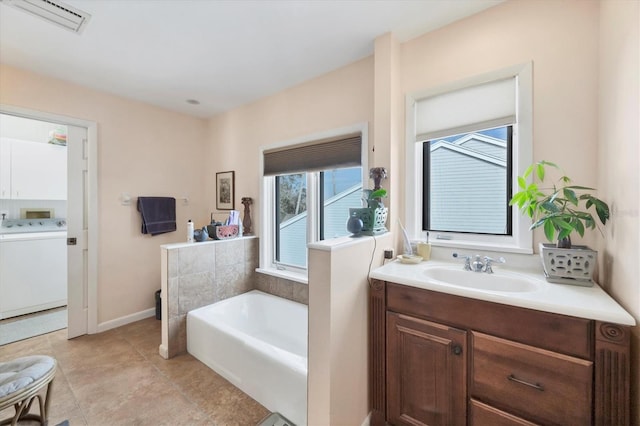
top-left (469, 399), bottom-right (538, 426)
top-left (471, 331), bottom-right (593, 426)
top-left (386, 282), bottom-right (593, 359)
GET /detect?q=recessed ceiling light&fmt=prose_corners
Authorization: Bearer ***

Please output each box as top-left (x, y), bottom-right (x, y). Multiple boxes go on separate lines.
top-left (186, 99), bottom-right (200, 105)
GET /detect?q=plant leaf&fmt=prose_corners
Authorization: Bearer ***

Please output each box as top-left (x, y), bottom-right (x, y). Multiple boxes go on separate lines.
top-left (563, 188), bottom-right (578, 205)
top-left (558, 227), bottom-right (572, 241)
top-left (585, 216), bottom-right (595, 229)
top-left (541, 160), bottom-right (559, 169)
top-left (536, 163), bottom-right (545, 181)
top-left (543, 219), bottom-right (556, 242)
top-left (541, 200), bottom-right (559, 213)
top-left (517, 176), bottom-right (526, 190)
top-left (369, 188), bottom-right (387, 199)
top-left (523, 164), bottom-right (534, 179)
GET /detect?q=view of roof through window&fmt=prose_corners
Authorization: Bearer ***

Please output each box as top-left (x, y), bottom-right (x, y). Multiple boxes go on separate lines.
top-left (426, 126), bottom-right (510, 235)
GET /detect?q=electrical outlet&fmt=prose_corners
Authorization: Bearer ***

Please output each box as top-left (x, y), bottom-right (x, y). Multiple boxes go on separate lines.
top-left (384, 249), bottom-right (394, 259)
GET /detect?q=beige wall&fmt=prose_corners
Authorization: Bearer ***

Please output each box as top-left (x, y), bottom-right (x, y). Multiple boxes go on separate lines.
top-left (400, 0), bottom-right (601, 250)
top-left (204, 56), bottom-right (374, 232)
top-left (597, 0), bottom-right (640, 421)
top-left (0, 64), bottom-right (208, 324)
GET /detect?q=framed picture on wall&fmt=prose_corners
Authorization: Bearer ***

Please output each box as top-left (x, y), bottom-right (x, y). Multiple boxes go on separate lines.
top-left (216, 171), bottom-right (235, 210)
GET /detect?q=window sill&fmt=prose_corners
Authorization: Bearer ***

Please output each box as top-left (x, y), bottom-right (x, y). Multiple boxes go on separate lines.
top-left (427, 238), bottom-right (533, 255)
top-left (256, 267), bottom-right (309, 285)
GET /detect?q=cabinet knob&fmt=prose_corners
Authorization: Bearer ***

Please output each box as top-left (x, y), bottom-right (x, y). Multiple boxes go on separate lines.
top-left (452, 344), bottom-right (463, 356)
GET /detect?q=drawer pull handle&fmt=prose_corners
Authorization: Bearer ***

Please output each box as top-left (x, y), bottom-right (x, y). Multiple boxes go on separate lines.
top-left (507, 374), bottom-right (544, 391)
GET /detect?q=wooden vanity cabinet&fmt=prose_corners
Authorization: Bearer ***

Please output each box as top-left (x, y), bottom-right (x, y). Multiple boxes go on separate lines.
top-left (386, 312), bottom-right (467, 425)
top-left (370, 279), bottom-right (632, 426)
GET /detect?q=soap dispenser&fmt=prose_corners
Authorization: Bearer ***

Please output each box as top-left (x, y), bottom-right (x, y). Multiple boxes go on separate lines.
top-left (187, 220), bottom-right (194, 243)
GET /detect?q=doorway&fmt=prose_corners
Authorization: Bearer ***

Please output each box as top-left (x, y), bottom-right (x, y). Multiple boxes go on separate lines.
top-left (0, 106), bottom-right (98, 340)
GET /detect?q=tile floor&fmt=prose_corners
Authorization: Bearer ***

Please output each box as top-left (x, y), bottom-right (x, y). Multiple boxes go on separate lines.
top-left (0, 317), bottom-right (270, 425)
top-left (0, 307), bottom-right (67, 345)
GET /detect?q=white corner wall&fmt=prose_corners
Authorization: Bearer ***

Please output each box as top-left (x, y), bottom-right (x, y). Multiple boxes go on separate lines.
top-left (308, 234), bottom-right (392, 426)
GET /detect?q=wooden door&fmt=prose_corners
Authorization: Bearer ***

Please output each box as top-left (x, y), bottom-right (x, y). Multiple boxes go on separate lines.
top-left (387, 312), bottom-right (467, 426)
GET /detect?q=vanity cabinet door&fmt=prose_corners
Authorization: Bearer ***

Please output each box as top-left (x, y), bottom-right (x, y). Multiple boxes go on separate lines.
top-left (387, 312), bottom-right (467, 426)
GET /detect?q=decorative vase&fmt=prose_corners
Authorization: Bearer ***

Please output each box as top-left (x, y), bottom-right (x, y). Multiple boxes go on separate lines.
top-left (241, 197), bottom-right (253, 235)
top-left (349, 207), bottom-right (388, 236)
top-left (539, 242), bottom-right (596, 286)
top-left (347, 211), bottom-right (364, 236)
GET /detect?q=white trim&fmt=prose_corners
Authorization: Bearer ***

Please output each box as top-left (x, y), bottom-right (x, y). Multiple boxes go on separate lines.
top-left (96, 308), bottom-right (156, 333)
top-left (259, 122), bottom-right (369, 276)
top-left (360, 412), bottom-right (371, 426)
top-left (430, 140), bottom-right (506, 167)
top-left (0, 104), bottom-right (99, 334)
top-left (405, 63), bottom-right (533, 254)
top-left (451, 132), bottom-right (507, 148)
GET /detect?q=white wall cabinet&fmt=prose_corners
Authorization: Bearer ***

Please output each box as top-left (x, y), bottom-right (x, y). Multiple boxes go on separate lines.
top-left (0, 138), bottom-right (10, 199)
top-left (0, 138), bottom-right (67, 200)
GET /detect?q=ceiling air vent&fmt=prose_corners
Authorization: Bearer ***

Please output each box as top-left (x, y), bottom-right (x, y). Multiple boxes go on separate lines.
top-left (1, 0), bottom-right (91, 34)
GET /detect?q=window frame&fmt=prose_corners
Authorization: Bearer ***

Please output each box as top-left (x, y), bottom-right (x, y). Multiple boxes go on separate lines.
top-left (259, 123), bottom-right (369, 282)
top-left (405, 63), bottom-right (533, 253)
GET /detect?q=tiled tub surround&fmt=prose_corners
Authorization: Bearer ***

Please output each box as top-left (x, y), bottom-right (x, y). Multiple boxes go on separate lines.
top-left (255, 273), bottom-right (309, 305)
top-left (159, 236), bottom-right (258, 359)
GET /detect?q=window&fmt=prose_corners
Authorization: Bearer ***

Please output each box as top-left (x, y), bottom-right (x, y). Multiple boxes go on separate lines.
top-left (276, 173), bottom-right (307, 268)
top-left (405, 63), bottom-right (533, 253)
top-left (274, 167), bottom-right (362, 270)
top-left (261, 126), bottom-right (367, 279)
top-left (423, 125), bottom-right (512, 235)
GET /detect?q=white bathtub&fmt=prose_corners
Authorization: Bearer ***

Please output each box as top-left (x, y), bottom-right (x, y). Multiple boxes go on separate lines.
top-left (187, 290), bottom-right (308, 425)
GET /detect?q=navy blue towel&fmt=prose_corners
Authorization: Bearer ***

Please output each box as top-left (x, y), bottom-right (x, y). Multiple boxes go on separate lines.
top-left (137, 197), bottom-right (176, 236)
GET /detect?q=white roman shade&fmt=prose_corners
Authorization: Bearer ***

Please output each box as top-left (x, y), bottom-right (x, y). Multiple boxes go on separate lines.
top-left (263, 133), bottom-right (361, 176)
top-left (416, 77), bottom-right (516, 141)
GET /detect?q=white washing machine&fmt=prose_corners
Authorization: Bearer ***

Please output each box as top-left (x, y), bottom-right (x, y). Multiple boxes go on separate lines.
top-left (0, 218), bottom-right (67, 319)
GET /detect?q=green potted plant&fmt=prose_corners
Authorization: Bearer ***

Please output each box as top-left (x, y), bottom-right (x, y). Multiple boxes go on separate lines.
top-left (510, 161), bottom-right (610, 285)
top-left (348, 168), bottom-right (389, 236)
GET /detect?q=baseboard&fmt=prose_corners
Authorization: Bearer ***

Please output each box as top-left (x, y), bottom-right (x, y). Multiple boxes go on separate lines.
top-left (361, 412), bottom-right (371, 426)
top-left (96, 307), bottom-right (155, 333)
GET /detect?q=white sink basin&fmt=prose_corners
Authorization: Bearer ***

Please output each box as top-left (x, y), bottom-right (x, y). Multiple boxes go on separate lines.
top-left (423, 267), bottom-right (540, 293)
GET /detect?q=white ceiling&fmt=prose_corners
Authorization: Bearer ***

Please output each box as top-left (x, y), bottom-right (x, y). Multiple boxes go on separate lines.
top-left (0, 0), bottom-right (503, 118)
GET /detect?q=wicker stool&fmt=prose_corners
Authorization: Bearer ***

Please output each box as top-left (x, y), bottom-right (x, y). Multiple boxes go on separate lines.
top-left (0, 355), bottom-right (56, 426)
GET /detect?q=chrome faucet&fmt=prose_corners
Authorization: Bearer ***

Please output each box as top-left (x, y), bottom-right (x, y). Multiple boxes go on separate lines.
top-left (452, 253), bottom-right (506, 273)
top-left (483, 256), bottom-right (506, 274)
top-left (472, 255), bottom-right (484, 272)
top-left (452, 253), bottom-right (473, 271)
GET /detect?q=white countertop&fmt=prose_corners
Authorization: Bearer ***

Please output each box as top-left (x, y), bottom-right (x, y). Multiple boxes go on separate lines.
top-left (370, 259), bottom-right (636, 326)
